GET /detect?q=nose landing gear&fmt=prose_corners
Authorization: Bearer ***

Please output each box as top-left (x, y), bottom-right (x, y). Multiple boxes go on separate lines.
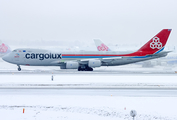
top-left (17, 65), bottom-right (21, 71)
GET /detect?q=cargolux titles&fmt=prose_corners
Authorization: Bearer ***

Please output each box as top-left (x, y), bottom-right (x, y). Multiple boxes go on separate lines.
top-left (25, 53), bottom-right (62, 60)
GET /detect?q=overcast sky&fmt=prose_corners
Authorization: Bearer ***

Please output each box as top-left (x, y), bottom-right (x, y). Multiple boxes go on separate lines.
top-left (0, 0), bottom-right (177, 46)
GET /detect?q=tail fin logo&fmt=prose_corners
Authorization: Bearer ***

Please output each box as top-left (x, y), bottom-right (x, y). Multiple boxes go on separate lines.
top-left (97, 44), bottom-right (108, 51)
top-left (150, 37), bottom-right (162, 49)
top-left (0, 43), bottom-right (8, 53)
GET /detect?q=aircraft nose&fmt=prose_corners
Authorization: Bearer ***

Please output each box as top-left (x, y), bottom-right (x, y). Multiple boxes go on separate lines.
top-left (2, 53), bottom-right (10, 62)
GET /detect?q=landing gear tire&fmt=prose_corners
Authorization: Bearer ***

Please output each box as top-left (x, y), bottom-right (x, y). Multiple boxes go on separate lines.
top-left (78, 66), bottom-right (81, 71)
top-left (86, 67), bottom-right (93, 71)
top-left (17, 65), bottom-right (21, 71)
top-left (89, 68), bottom-right (93, 71)
top-left (18, 68), bottom-right (21, 71)
top-left (78, 66), bottom-right (93, 71)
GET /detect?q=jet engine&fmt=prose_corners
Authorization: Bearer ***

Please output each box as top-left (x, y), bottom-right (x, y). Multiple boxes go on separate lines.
top-left (60, 61), bottom-right (79, 69)
top-left (88, 60), bottom-right (101, 67)
top-left (66, 61), bottom-right (79, 69)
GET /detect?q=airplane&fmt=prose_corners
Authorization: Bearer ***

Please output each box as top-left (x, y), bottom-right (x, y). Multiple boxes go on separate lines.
top-left (94, 39), bottom-right (140, 52)
top-left (0, 41), bottom-right (11, 57)
top-left (94, 39), bottom-right (111, 51)
top-left (2, 29), bottom-right (172, 71)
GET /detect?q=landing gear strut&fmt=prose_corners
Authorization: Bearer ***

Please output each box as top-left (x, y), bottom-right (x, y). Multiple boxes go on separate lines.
top-left (78, 66), bottom-right (93, 71)
top-left (17, 65), bottom-right (21, 71)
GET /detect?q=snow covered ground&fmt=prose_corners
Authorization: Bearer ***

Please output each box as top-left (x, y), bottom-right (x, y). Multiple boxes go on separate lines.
top-left (0, 74), bottom-right (177, 120)
top-left (0, 93), bottom-right (177, 120)
top-left (0, 59), bottom-right (177, 120)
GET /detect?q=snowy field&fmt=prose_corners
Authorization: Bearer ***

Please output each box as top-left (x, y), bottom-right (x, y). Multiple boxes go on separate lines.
top-left (0, 94), bottom-right (177, 120)
top-left (0, 59), bottom-right (177, 120)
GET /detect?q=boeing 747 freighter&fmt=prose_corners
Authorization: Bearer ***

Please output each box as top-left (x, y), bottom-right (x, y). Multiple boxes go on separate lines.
top-left (2, 29), bottom-right (172, 71)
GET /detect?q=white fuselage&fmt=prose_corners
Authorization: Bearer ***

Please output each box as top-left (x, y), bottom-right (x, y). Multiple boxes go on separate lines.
top-left (2, 48), bottom-right (166, 67)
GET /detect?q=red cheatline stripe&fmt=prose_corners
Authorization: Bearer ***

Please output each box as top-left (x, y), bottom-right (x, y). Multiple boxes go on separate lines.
top-left (61, 52), bottom-right (154, 57)
top-left (62, 54), bottom-right (122, 56)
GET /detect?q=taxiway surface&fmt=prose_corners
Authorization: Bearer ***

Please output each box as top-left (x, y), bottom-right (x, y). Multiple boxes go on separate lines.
top-left (0, 89), bottom-right (177, 97)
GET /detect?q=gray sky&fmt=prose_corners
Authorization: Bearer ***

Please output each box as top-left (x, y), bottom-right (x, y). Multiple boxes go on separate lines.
top-left (0, 0), bottom-right (177, 46)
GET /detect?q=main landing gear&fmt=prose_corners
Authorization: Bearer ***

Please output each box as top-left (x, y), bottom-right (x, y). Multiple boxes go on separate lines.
top-left (78, 66), bottom-right (93, 71)
top-left (17, 65), bottom-right (21, 71)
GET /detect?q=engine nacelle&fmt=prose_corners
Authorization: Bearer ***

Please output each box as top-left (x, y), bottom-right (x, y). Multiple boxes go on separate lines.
top-left (88, 60), bottom-right (101, 67)
top-left (66, 61), bottom-right (79, 69)
top-left (60, 61), bottom-right (79, 69)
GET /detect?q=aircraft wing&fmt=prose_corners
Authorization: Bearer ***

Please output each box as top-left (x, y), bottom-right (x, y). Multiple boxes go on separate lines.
top-left (57, 56), bottom-right (123, 67)
top-left (56, 51), bottom-right (170, 67)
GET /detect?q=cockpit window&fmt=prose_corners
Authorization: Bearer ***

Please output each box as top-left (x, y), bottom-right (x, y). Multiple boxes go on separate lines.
top-left (13, 50), bottom-right (17, 52)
